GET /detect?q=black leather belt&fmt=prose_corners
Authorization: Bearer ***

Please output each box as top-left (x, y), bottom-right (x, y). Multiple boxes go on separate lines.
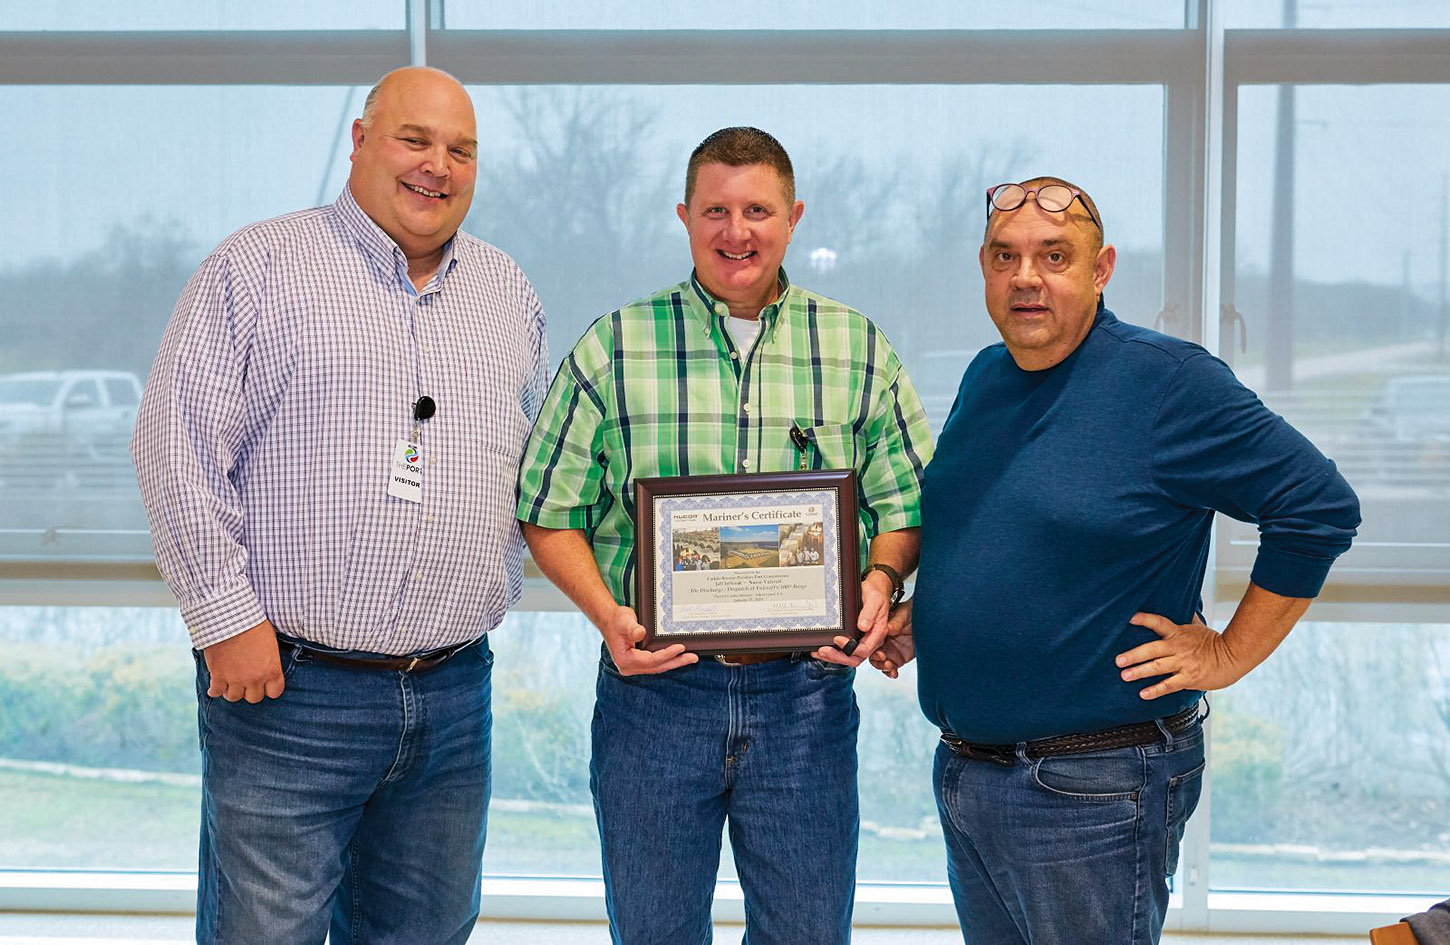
top-left (278, 635), bottom-right (479, 675)
top-left (941, 702), bottom-right (1203, 766)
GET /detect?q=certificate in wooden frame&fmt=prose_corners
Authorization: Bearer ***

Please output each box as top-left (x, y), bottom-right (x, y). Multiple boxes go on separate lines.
top-left (635, 469), bottom-right (860, 654)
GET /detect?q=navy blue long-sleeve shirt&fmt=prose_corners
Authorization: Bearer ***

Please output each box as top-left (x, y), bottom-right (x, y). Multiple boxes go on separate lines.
top-left (914, 308), bottom-right (1360, 744)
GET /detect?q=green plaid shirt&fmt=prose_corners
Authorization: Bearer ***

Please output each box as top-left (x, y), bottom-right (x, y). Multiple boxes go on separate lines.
top-left (516, 272), bottom-right (932, 607)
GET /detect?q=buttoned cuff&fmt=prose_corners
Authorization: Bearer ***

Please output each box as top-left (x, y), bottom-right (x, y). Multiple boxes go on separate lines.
top-left (180, 582), bottom-right (269, 650)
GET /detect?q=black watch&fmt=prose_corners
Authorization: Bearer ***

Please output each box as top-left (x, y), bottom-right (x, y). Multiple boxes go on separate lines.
top-left (861, 562), bottom-right (905, 608)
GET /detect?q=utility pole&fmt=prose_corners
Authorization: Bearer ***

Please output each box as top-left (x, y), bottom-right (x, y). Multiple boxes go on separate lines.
top-left (1266, 0), bottom-right (1297, 393)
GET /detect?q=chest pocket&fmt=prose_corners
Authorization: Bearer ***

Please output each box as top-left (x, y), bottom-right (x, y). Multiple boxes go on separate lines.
top-left (800, 422), bottom-right (862, 471)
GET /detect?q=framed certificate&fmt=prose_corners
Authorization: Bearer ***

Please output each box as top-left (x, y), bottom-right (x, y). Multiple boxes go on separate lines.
top-left (634, 469), bottom-right (861, 654)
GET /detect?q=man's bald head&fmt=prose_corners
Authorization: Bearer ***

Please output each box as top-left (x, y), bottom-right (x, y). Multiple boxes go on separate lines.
top-left (359, 67), bottom-right (469, 130)
top-left (348, 67), bottom-right (477, 271)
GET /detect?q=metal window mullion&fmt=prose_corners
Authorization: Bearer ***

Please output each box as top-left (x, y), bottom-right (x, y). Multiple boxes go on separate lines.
top-left (1176, 0), bottom-right (1229, 933)
top-left (0, 31), bottom-right (410, 84)
top-left (1227, 28), bottom-right (1450, 85)
top-left (407, 0), bottom-right (427, 65)
top-left (425, 29), bottom-right (1200, 85)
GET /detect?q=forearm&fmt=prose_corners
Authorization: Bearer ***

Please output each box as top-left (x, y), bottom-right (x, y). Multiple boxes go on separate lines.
top-left (1218, 581), bottom-right (1312, 679)
top-left (521, 522), bottom-right (621, 632)
top-left (868, 527), bottom-right (920, 577)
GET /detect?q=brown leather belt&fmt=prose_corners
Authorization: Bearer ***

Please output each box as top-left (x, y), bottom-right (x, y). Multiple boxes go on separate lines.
top-left (715, 652), bottom-right (792, 666)
top-left (941, 702), bottom-right (1203, 766)
top-left (279, 636), bottom-right (480, 675)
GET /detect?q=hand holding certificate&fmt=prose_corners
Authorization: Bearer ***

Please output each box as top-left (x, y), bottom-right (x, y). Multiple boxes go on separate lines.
top-left (635, 470), bottom-right (862, 655)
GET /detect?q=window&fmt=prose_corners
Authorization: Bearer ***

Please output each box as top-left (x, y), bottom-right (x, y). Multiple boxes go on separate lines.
top-left (1217, 83), bottom-right (1450, 595)
top-left (1209, 622), bottom-right (1450, 895)
top-left (2, 1), bottom-right (1447, 934)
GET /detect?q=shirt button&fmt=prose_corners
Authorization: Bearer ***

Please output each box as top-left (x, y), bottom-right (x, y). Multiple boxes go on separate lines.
top-left (730, 351), bottom-right (739, 360)
top-left (426, 515), bottom-right (437, 523)
top-left (429, 458), bottom-right (437, 466)
top-left (743, 403), bottom-right (752, 413)
top-left (415, 571), bottom-right (425, 581)
top-left (742, 459), bottom-right (752, 470)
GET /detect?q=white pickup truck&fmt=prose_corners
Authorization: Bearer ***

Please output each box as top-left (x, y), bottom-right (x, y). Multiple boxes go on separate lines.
top-left (0, 370), bottom-right (143, 483)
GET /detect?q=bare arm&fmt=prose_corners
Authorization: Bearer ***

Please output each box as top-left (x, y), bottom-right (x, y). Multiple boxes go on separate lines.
top-left (815, 526), bottom-right (920, 667)
top-left (1116, 581), bottom-right (1312, 700)
top-left (522, 522), bottom-right (697, 676)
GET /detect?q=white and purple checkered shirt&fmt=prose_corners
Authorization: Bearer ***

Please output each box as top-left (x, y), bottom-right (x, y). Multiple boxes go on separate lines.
top-left (133, 187), bottom-right (548, 654)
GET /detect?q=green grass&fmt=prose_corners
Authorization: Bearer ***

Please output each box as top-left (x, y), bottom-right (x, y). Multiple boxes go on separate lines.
top-left (0, 769), bottom-right (200, 870)
top-left (7, 769), bottom-right (1448, 893)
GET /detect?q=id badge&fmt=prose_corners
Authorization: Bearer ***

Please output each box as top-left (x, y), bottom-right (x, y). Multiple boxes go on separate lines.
top-left (388, 438), bottom-right (423, 503)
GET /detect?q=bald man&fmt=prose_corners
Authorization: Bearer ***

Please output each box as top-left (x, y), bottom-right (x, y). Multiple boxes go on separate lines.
top-left (133, 67), bottom-right (548, 945)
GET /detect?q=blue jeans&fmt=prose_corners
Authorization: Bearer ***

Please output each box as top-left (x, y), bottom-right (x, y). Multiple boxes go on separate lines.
top-left (933, 716), bottom-right (1204, 945)
top-left (193, 637), bottom-right (494, 945)
top-left (590, 649), bottom-right (859, 945)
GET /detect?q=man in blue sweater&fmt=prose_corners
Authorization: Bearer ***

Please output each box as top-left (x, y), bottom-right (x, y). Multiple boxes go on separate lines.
top-left (873, 178), bottom-right (1360, 944)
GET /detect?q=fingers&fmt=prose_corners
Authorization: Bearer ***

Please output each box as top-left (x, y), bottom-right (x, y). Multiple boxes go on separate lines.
top-left (613, 642), bottom-right (698, 676)
top-left (812, 641), bottom-right (859, 667)
top-left (1120, 652), bottom-right (1178, 682)
top-left (1129, 612), bottom-right (1181, 638)
top-left (868, 651), bottom-right (900, 679)
top-left (1137, 672), bottom-right (1187, 700)
top-left (857, 591), bottom-right (888, 635)
top-left (1115, 640), bottom-right (1173, 671)
top-left (836, 615), bottom-right (890, 667)
top-left (885, 602), bottom-right (913, 636)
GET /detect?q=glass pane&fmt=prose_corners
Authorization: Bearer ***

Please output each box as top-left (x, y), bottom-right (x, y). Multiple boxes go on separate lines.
top-left (854, 663), bottom-right (945, 882)
top-left (0, 608), bottom-right (603, 876)
top-left (485, 611), bottom-right (600, 876)
top-left (443, 0), bottom-right (1185, 29)
top-left (0, 606), bottom-right (199, 870)
top-left (0, 0), bottom-right (402, 30)
top-left (1226, 84), bottom-right (1450, 582)
top-left (462, 84), bottom-right (1165, 436)
top-left (0, 86), bottom-right (363, 562)
top-left (1225, 0), bottom-right (1450, 29)
top-left (0, 81), bottom-right (1163, 558)
top-left (0, 604), bottom-right (948, 881)
top-left (1209, 622), bottom-right (1450, 894)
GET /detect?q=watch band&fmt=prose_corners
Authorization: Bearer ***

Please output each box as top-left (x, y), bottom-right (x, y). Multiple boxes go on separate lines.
top-left (861, 562), bottom-right (904, 607)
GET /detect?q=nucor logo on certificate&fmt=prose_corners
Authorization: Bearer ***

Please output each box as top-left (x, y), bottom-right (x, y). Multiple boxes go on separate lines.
top-left (664, 501), bottom-right (832, 626)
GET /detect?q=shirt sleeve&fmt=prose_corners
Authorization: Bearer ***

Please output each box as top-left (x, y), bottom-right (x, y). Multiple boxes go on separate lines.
top-left (516, 323), bottom-right (610, 530)
top-left (1150, 351), bottom-right (1361, 598)
top-left (520, 279), bottom-right (549, 425)
top-left (130, 248), bottom-right (269, 649)
top-left (855, 330), bottom-right (934, 538)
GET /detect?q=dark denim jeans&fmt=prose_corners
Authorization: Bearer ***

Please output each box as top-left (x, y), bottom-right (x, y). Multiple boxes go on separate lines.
top-left (590, 649), bottom-right (859, 945)
top-left (933, 716), bottom-right (1204, 945)
top-left (193, 637), bottom-right (494, 945)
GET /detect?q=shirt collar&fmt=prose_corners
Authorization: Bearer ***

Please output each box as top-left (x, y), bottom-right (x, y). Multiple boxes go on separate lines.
top-left (687, 268), bottom-right (794, 334)
top-left (333, 184), bottom-right (459, 294)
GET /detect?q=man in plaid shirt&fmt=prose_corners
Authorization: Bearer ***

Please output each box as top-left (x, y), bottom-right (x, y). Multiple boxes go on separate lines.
top-left (517, 127), bottom-right (931, 945)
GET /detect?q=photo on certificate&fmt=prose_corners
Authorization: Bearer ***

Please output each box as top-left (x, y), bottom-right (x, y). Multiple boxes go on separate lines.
top-left (635, 470), bottom-right (861, 654)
